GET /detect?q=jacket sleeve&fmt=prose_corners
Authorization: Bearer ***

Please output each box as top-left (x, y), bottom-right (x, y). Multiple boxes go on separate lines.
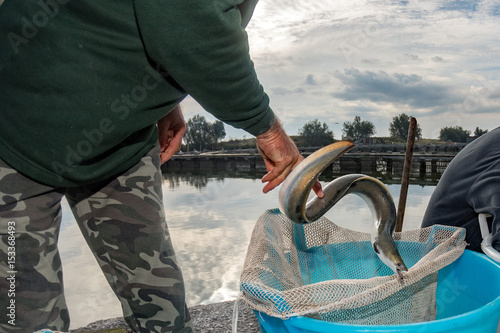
top-left (468, 159), bottom-right (500, 251)
top-left (134, 0), bottom-right (274, 136)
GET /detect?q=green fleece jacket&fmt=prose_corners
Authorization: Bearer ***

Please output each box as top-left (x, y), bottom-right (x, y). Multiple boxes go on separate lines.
top-left (0, 0), bottom-right (274, 187)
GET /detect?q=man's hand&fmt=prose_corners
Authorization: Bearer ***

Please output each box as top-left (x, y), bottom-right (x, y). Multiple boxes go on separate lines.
top-left (158, 105), bottom-right (186, 164)
top-left (256, 117), bottom-right (323, 196)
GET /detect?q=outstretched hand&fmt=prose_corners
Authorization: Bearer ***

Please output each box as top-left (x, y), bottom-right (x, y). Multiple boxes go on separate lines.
top-left (256, 118), bottom-right (323, 196)
top-left (158, 105), bottom-right (186, 164)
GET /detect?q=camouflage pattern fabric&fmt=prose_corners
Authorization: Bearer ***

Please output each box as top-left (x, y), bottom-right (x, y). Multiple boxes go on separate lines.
top-left (0, 158), bottom-right (68, 332)
top-left (0, 143), bottom-right (192, 333)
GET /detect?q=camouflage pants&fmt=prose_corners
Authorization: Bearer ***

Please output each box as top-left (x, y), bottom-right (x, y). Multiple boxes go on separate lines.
top-left (0, 144), bottom-right (192, 333)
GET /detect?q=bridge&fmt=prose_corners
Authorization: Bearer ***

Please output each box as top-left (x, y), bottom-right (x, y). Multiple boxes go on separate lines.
top-left (162, 143), bottom-right (462, 179)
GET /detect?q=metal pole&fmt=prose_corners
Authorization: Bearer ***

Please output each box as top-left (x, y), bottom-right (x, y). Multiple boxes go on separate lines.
top-left (395, 117), bottom-right (417, 233)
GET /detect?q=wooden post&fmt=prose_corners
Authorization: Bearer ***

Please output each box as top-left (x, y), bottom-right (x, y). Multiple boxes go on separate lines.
top-left (395, 117), bottom-right (417, 233)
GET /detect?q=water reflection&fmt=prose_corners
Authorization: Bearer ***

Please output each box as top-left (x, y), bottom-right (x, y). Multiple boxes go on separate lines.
top-left (163, 173), bottom-right (223, 190)
top-left (59, 171), bottom-right (437, 329)
top-left (162, 168), bottom-right (440, 190)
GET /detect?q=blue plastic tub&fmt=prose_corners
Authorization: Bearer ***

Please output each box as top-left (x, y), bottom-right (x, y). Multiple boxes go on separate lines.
top-left (256, 250), bottom-right (500, 333)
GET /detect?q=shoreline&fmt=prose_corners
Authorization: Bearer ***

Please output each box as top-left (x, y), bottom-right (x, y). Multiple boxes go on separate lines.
top-left (161, 144), bottom-right (460, 180)
top-left (70, 300), bottom-right (261, 333)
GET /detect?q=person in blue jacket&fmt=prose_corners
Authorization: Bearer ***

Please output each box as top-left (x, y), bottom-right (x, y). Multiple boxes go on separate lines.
top-left (422, 127), bottom-right (500, 254)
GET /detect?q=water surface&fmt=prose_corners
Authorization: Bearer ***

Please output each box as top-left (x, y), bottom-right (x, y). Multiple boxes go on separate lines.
top-left (58, 172), bottom-right (436, 328)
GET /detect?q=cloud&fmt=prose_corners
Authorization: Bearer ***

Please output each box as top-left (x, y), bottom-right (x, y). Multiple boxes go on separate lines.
top-left (177, 0), bottom-right (500, 139)
top-left (270, 87), bottom-right (306, 95)
top-left (439, 0), bottom-right (478, 14)
top-left (306, 74), bottom-right (317, 85)
top-left (431, 56), bottom-right (445, 62)
top-left (332, 68), bottom-right (459, 109)
top-left (361, 58), bottom-right (383, 65)
top-left (404, 54), bottom-right (423, 62)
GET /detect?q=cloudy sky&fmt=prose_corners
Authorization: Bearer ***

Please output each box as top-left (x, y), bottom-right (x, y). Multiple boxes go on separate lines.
top-left (183, 0), bottom-right (500, 140)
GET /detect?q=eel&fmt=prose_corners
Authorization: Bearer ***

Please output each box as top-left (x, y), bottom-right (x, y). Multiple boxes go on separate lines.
top-left (279, 141), bottom-right (408, 279)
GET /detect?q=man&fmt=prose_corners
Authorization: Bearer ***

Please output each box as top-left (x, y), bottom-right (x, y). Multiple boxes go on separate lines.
top-left (422, 127), bottom-right (500, 254)
top-left (0, 1), bottom-right (321, 332)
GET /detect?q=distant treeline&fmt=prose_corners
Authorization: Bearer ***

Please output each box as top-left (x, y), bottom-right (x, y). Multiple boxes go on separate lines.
top-left (182, 113), bottom-right (488, 152)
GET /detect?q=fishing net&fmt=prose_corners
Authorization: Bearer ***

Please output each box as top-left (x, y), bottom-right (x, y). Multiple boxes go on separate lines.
top-left (239, 209), bottom-right (466, 325)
